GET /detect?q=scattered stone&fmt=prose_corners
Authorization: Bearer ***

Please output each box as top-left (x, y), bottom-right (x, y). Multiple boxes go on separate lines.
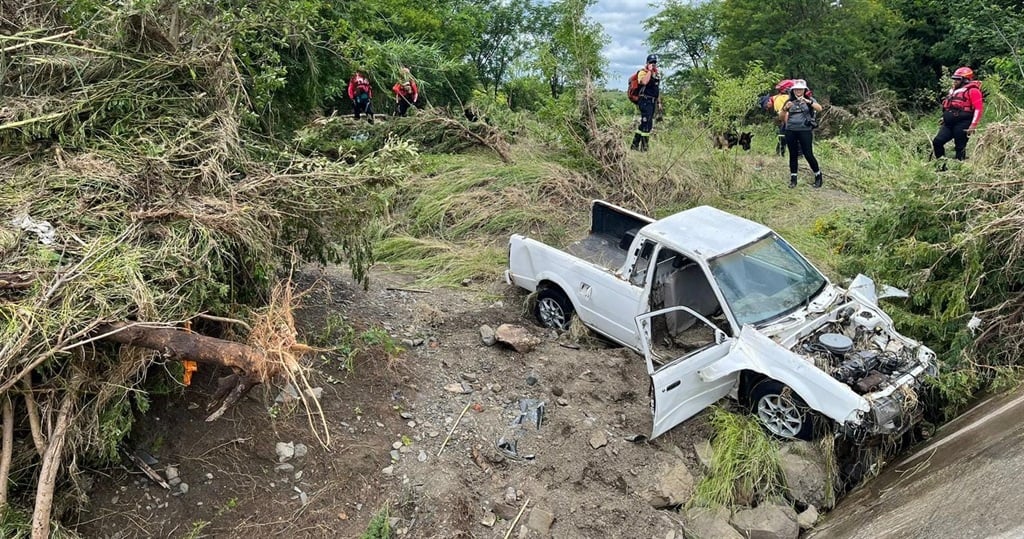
top-left (779, 441), bottom-right (829, 508)
top-left (471, 403), bottom-right (484, 412)
top-left (398, 445), bottom-right (411, 454)
top-left (525, 375), bottom-right (538, 386)
top-left (589, 430), bottom-right (608, 450)
top-left (504, 486), bottom-right (517, 504)
top-left (205, 473), bottom-right (213, 480)
top-left (685, 507), bottom-right (742, 539)
top-left (274, 383), bottom-right (299, 404)
top-left (460, 372), bottom-right (478, 383)
top-left (412, 338), bottom-right (424, 346)
top-left (428, 431), bottom-right (440, 438)
top-left (493, 503), bottom-right (519, 520)
top-left (275, 463), bottom-right (295, 473)
top-left (491, 300), bottom-right (504, 308)
top-left (178, 482), bottom-right (189, 495)
top-left (187, 402), bottom-right (199, 410)
top-left (481, 511), bottom-right (497, 528)
top-left (299, 491), bottom-right (308, 505)
top-left (164, 466), bottom-right (179, 482)
top-left (461, 278), bottom-right (472, 286)
top-left (556, 398), bottom-right (569, 406)
top-left (276, 442), bottom-right (295, 462)
top-left (491, 384), bottom-right (503, 393)
top-left (390, 450), bottom-right (400, 461)
top-left (400, 411), bottom-right (414, 420)
top-left (418, 450), bottom-right (427, 462)
top-left (648, 463), bottom-right (694, 509)
top-left (392, 441), bottom-right (404, 450)
top-left (382, 466), bottom-right (394, 476)
top-left (551, 386), bottom-right (564, 397)
top-left (293, 443), bottom-right (308, 459)
top-left (401, 339), bottom-right (415, 348)
top-left (168, 477), bottom-right (182, 488)
top-left (444, 382), bottom-right (472, 394)
top-left (304, 387), bottom-right (323, 400)
top-left (730, 503), bottom-right (799, 539)
top-left (338, 512), bottom-right (349, 520)
top-left (797, 506), bottom-right (819, 530)
top-left (295, 471), bottom-right (303, 481)
top-left (526, 507), bottom-right (555, 533)
top-left (480, 325), bottom-right (497, 346)
top-left (495, 324), bottom-right (542, 353)
top-left (694, 440), bottom-right (714, 470)
top-left (407, 420), bottom-right (416, 428)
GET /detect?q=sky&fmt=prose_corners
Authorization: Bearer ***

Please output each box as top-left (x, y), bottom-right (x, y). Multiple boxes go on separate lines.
top-left (590, 1), bottom-right (662, 88)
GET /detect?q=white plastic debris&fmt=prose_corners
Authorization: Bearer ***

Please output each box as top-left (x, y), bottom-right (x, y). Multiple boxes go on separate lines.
top-left (11, 215), bottom-right (55, 245)
top-left (967, 314), bottom-right (983, 335)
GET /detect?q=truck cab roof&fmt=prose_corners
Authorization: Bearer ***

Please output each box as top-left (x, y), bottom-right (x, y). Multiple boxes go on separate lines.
top-left (640, 205), bottom-right (771, 259)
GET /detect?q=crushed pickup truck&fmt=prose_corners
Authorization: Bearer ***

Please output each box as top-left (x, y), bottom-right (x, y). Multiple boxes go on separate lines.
top-left (505, 200), bottom-right (936, 440)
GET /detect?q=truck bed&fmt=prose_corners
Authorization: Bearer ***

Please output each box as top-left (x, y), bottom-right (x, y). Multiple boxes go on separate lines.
top-left (565, 232), bottom-right (630, 269)
top-left (562, 200), bottom-right (652, 270)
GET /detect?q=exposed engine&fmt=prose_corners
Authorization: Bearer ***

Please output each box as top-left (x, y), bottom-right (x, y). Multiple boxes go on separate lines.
top-left (799, 305), bottom-right (923, 396)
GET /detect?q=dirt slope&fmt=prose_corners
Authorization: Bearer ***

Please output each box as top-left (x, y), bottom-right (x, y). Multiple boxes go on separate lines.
top-left (76, 265), bottom-right (713, 538)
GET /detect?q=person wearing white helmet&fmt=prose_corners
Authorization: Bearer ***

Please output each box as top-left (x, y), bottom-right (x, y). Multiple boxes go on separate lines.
top-left (779, 79), bottom-right (824, 188)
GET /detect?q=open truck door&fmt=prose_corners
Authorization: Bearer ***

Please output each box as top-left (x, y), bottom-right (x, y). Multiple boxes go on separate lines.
top-left (636, 306), bottom-right (736, 439)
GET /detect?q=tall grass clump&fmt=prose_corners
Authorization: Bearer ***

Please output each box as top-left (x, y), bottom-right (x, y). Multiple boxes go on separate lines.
top-left (690, 408), bottom-right (785, 508)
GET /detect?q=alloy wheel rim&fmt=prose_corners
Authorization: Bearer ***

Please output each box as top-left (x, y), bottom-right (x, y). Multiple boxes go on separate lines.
top-left (757, 394), bottom-right (803, 438)
top-left (538, 298), bottom-right (566, 329)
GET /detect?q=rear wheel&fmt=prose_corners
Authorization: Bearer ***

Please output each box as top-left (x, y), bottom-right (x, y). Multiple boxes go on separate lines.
top-left (535, 288), bottom-right (573, 330)
top-left (748, 379), bottom-right (814, 440)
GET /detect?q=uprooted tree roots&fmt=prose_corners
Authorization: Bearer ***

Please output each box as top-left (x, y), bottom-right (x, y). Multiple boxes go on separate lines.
top-left (0, 4), bottom-right (402, 535)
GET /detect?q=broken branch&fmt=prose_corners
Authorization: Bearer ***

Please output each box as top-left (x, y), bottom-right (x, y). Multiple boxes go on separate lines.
top-left (0, 395), bottom-right (12, 508)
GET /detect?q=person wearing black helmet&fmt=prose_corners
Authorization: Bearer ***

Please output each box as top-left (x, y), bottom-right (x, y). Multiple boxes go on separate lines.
top-left (630, 54), bottom-right (661, 152)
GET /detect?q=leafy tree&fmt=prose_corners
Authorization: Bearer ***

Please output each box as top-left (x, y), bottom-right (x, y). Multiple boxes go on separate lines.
top-left (644, 0), bottom-right (721, 73)
top-left (465, 0), bottom-right (543, 95)
top-left (534, 0), bottom-right (607, 98)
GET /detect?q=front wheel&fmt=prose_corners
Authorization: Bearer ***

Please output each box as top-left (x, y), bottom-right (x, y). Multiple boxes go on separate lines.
top-left (748, 379), bottom-right (814, 441)
top-left (535, 288), bottom-right (573, 330)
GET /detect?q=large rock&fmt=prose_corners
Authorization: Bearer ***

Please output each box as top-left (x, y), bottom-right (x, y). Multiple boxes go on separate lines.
top-left (779, 441), bottom-right (830, 508)
top-left (730, 503), bottom-right (799, 539)
top-left (495, 324), bottom-right (542, 353)
top-left (647, 463), bottom-right (694, 509)
top-left (684, 507), bottom-right (742, 539)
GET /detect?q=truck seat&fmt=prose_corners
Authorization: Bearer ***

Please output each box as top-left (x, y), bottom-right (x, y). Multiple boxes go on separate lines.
top-left (662, 264), bottom-right (719, 336)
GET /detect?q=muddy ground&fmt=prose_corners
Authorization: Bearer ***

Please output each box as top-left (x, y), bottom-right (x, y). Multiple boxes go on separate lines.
top-left (75, 264), bottom-right (728, 538)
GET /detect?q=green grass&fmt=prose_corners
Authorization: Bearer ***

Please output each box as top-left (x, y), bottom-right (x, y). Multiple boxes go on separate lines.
top-left (360, 504), bottom-right (392, 539)
top-left (689, 407), bottom-right (785, 508)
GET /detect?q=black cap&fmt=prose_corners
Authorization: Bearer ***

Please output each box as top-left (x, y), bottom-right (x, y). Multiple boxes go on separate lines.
top-left (646, 54), bottom-right (658, 64)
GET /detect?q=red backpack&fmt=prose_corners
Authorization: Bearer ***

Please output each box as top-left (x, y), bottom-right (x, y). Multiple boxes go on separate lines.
top-left (627, 71), bottom-right (641, 103)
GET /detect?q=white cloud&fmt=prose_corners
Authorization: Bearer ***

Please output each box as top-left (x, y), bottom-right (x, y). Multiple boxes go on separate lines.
top-left (590, 1), bottom-right (662, 87)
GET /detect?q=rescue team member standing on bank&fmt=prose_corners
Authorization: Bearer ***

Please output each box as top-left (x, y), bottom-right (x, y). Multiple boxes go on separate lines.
top-left (630, 54), bottom-right (660, 152)
top-left (932, 66), bottom-right (984, 161)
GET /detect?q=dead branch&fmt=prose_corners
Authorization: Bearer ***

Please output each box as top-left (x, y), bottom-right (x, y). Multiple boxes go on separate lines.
top-left (31, 382), bottom-right (78, 539)
top-left (195, 313), bottom-right (252, 332)
top-left (96, 322), bottom-right (275, 380)
top-left (0, 395), bottom-right (12, 508)
top-left (22, 378), bottom-right (47, 456)
top-left (0, 272), bottom-right (36, 290)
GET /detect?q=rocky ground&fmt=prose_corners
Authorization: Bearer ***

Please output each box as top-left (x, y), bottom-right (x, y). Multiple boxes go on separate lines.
top-left (75, 264), bottom-right (829, 538)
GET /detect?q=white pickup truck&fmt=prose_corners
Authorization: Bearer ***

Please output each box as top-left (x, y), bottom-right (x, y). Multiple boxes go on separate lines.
top-left (505, 200), bottom-right (937, 440)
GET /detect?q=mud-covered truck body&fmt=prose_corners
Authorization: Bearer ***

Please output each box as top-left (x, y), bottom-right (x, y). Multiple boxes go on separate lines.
top-left (506, 200), bottom-right (936, 440)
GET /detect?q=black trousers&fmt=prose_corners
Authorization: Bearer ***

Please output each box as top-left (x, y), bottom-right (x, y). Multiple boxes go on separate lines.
top-left (637, 97), bottom-right (656, 134)
top-left (353, 98), bottom-right (374, 120)
top-left (933, 111), bottom-right (972, 160)
top-left (785, 129), bottom-right (819, 174)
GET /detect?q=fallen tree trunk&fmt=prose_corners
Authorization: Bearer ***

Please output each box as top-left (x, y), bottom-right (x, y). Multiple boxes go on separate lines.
top-left (96, 322), bottom-right (281, 420)
top-left (31, 384), bottom-right (77, 539)
top-left (95, 322), bottom-right (273, 378)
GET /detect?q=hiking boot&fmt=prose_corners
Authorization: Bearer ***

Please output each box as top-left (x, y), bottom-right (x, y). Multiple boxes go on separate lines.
top-left (813, 172), bottom-right (823, 188)
top-left (789, 177), bottom-right (798, 188)
top-left (639, 139), bottom-right (649, 152)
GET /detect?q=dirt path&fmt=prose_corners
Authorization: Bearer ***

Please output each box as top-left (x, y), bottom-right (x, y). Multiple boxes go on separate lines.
top-left (76, 264), bottom-right (713, 538)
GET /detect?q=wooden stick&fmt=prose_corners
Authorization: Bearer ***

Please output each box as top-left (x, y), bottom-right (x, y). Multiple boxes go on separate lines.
top-left (195, 313), bottom-right (252, 332)
top-left (503, 497), bottom-right (530, 539)
top-left (436, 402), bottom-right (472, 457)
top-left (385, 286), bottom-right (430, 294)
top-left (0, 395), bottom-right (12, 508)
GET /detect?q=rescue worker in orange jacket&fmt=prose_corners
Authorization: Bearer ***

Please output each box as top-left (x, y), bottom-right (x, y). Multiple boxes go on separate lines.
top-left (933, 66), bottom-right (984, 161)
top-left (392, 67), bottom-right (419, 117)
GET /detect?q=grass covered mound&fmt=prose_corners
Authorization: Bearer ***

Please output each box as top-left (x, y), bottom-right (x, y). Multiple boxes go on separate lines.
top-left (833, 114), bottom-right (1024, 416)
top-left (0, 5), bottom-right (412, 534)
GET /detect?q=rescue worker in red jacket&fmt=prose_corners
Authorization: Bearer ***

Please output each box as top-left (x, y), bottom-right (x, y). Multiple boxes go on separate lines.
top-left (348, 71), bottom-right (374, 124)
top-left (392, 67), bottom-right (419, 117)
top-left (932, 66), bottom-right (984, 161)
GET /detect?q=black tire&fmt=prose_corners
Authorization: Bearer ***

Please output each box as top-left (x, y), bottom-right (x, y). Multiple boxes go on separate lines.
top-left (535, 287), bottom-right (573, 330)
top-left (748, 379), bottom-right (814, 441)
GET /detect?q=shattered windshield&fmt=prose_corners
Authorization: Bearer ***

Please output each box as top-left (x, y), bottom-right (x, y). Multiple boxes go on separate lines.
top-left (708, 234), bottom-right (827, 326)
